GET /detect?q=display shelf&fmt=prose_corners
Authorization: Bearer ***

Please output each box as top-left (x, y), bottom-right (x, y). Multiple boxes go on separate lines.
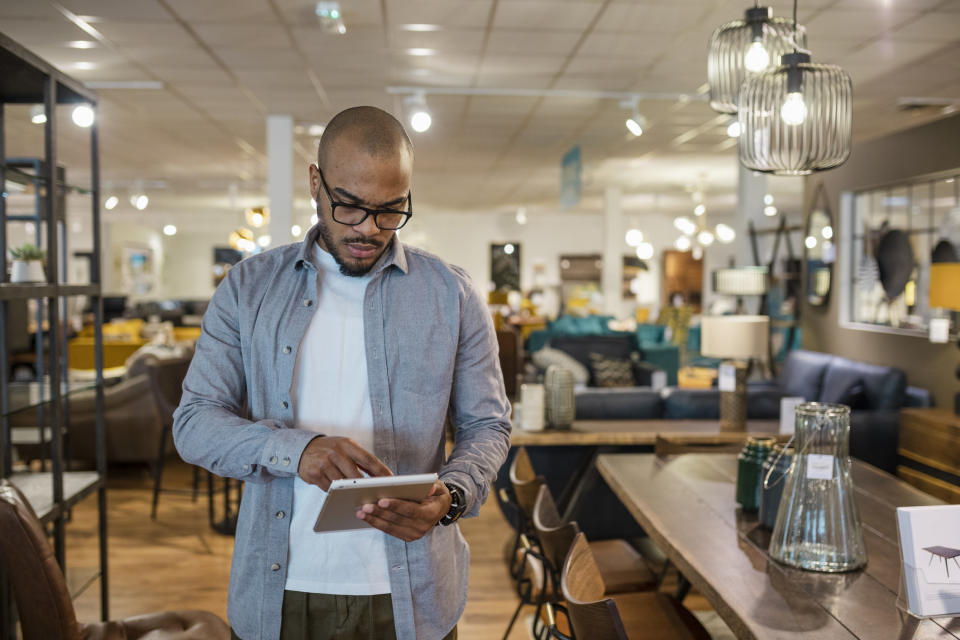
top-left (7, 471), bottom-right (101, 523)
top-left (1, 161), bottom-right (93, 195)
top-left (0, 282), bottom-right (99, 300)
top-left (4, 379), bottom-right (99, 417)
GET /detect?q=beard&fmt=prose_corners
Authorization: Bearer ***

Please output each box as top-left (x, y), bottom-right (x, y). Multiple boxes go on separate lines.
top-left (315, 215), bottom-right (391, 277)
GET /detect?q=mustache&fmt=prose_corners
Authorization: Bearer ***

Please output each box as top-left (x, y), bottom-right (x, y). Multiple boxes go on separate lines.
top-left (343, 237), bottom-right (384, 248)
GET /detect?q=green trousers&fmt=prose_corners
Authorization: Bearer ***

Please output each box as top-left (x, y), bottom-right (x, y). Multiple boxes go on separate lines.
top-left (231, 591), bottom-right (458, 640)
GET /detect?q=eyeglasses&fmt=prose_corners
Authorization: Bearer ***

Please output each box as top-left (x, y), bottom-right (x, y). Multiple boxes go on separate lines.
top-left (318, 169), bottom-right (413, 230)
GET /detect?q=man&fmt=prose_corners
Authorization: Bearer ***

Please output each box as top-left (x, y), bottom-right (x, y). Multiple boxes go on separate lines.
top-left (173, 106), bottom-right (511, 640)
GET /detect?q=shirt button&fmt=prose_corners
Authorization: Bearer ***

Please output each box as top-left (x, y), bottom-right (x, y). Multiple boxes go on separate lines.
top-left (271, 563), bottom-right (281, 571)
top-left (282, 401), bottom-right (289, 409)
top-left (303, 299), bottom-right (313, 307)
top-left (269, 456), bottom-right (278, 465)
top-left (283, 346), bottom-right (292, 354)
top-left (276, 511), bottom-right (286, 519)
top-left (242, 464), bottom-right (250, 472)
top-left (282, 457), bottom-right (291, 466)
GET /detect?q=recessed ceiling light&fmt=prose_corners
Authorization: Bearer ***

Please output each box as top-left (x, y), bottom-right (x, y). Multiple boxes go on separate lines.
top-left (72, 104), bottom-right (95, 127)
top-left (401, 24), bottom-right (441, 32)
top-left (163, 224), bottom-right (177, 236)
top-left (308, 124), bottom-right (325, 137)
top-left (72, 61), bottom-right (96, 70)
top-left (407, 48), bottom-right (436, 57)
top-left (66, 41), bottom-right (96, 49)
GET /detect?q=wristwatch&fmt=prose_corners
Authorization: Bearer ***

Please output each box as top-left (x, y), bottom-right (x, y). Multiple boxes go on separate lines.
top-left (438, 483), bottom-right (466, 526)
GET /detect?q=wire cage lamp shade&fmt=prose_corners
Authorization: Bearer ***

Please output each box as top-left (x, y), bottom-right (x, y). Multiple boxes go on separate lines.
top-left (708, 6), bottom-right (806, 115)
top-left (738, 52), bottom-right (852, 175)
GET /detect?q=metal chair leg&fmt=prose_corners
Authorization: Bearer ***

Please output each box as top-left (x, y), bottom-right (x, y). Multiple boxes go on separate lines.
top-left (150, 425), bottom-right (169, 520)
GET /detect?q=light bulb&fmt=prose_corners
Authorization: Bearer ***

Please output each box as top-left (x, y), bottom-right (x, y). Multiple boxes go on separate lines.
top-left (134, 195), bottom-right (149, 210)
top-left (625, 117), bottom-right (643, 137)
top-left (291, 225), bottom-right (302, 237)
top-left (516, 207), bottom-right (527, 225)
top-left (715, 223), bottom-right (736, 243)
top-left (692, 246), bottom-right (704, 260)
top-left (410, 110), bottom-right (432, 133)
top-left (805, 236), bottom-right (818, 249)
top-left (104, 196), bottom-right (118, 210)
top-left (764, 205), bottom-right (778, 217)
top-left (258, 235), bottom-right (271, 247)
top-left (30, 105), bottom-right (46, 124)
top-left (503, 244), bottom-right (515, 255)
top-left (72, 104), bottom-right (95, 127)
top-left (636, 242), bottom-right (654, 260)
top-left (694, 204), bottom-right (706, 216)
top-left (625, 229), bottom-right (644, 247)
top-left (764, 194), bottom-right (774, 205)
top-left (163, 224), bottom-right (177, 236)
top-left (744, 41), bottom-right (770, 73)
top-left (697, 230), bottom-right (715, 246)
top-left (781, 92), bottom-right (807, 126)
top-left (675, 236), bottom-right (692, 251)
top-left (251, 212), bottom-right (264, 227)
top-left (726, 120), bottom-right (741, 138)
top-left (822, 225), bottom-right (834, 240)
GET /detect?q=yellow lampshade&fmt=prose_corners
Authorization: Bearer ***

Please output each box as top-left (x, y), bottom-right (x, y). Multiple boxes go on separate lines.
top-left (701, 315), bottom-right (770, 360)
top-left (930, 263), bottom-right (960, 311)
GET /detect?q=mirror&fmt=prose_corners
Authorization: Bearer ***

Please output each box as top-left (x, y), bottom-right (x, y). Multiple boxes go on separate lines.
top-left (805, 183), bottom-right (835, 306)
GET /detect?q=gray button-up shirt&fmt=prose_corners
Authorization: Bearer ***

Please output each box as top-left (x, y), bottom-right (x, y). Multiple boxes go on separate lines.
top-left (173, 226), bottom-right (511, 640)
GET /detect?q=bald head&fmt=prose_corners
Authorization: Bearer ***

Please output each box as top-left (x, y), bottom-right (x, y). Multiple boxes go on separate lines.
top-left (317, 106), bottom-right (413, 171)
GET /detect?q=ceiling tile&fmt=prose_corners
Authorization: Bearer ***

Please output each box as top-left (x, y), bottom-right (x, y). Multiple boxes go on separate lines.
top-left (493, 1), bottom-right (605, 31)
top-left (386, 0), bottom-right (495, 29)
top-left (58, 0), bottom-right (171, 21)
top-left (485, 29), bottom-right (583, 55)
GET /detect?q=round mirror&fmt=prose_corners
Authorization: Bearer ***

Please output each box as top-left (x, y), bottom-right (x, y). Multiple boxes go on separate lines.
top-left (805, 184), bottom-right (834, 306)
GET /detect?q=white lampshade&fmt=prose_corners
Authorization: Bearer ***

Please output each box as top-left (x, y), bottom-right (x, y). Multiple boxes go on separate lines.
top-left (701, 315), bottom-right (769, 360)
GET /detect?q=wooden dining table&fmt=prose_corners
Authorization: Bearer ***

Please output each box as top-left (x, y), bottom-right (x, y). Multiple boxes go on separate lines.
top-left (596, 453), bottom-right (960, 640)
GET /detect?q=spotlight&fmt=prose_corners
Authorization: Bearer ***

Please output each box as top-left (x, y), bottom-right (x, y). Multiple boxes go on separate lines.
top-left (291, 225), bottom-right (302, 237)
top-left (132, 194), bottom-right (149, 210)
top-left (622, 97), bottom-right (647, 137)
top-left (764, 193), bottom-right (774, 205)
top-left (30, 105), bottom-right (46, 124)
top-left (625, 229), bottom-right (644, 247)
top-left (636, 242), bottom-right (654, 260)
top-left (764, 205), bottom-right (778, 217)
top-left (503, 244), bottom-right (515, 255)
top-left (163, 224), bottom-right (177, 236)
top-left (405, 93), bottom-right (431, 133)
top-left (104, 196), bottom-right (118, 210)
top-left (72, 104), bottom-right (95, 127)
top-left (316, 2), bottom-right (346, 34)
top-left (516, 207), bottom-right (528, 225)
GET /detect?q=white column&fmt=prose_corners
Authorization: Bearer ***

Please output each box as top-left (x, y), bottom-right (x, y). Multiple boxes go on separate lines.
top-left (602, 186), bottom-right (623, 317)
top-left (267, 114), bottom-right (293, 249)
top-left (736, 162), bottom-right (768, 266)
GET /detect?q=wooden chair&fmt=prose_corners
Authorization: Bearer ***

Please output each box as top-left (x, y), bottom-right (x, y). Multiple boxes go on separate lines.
top-left (533, 484), bottom-right (656, 596)
top-left (559, 532), bottom-right (710, 640)
top-left (146, 356), bottom-right (195, 519)
top-left (0, 479), bottom-right (229, 640)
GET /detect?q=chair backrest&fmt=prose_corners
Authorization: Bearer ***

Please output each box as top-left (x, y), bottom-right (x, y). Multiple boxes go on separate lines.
top-left (0, 480), bottom-right (81, 640)
top-left (509, 447), bottom-right (545, 524)
top-left (146, 356), bottom-right (192, 426)
top-left (654, 435), bottom-right (747, 458)
top-left (532, 483), bottom-right (580, 576)
top-left (561, 532), bottom-right (627, 640)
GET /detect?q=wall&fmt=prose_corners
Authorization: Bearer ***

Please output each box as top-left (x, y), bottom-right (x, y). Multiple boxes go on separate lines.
top-left (802, 113), bottom-right (960, 409)
top-left (159, 230), bottom-right (227, 301)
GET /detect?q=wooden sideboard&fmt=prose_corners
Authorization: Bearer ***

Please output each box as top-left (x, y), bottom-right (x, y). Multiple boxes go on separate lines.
top-left (898, 407), bottom-right (960, 503)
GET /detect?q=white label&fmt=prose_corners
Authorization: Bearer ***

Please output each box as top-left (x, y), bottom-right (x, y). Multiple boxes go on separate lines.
top-left (651, 370), bottom-right (667, 391)
top-left (930, 318), bottom-right (951, 344)
top-left (806, 454), bottom-right (835, 480)
top-left (779, 397), bottom-right (805, 435)
top-left (718, 363), bottom-right (737, 392)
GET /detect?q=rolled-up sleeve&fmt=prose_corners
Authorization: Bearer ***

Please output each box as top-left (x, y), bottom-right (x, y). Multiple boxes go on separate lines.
top-left (438, 268), bottom-right (512, 517)
top-left (172, 267), bottom-right (317, 484)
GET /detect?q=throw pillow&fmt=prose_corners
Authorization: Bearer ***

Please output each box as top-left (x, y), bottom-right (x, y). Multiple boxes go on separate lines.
top-left (838, 382), bottom-right (869, 410)
top-left (531, 347), bottom-right (590, 385)
top-left (589, 352), bottom-right (635, 388)
top-left (629, 353), bottom-right (660, 386)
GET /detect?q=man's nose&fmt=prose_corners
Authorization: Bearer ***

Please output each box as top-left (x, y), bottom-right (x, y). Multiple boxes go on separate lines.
top-left (355, 214), bottom-right (380, 237)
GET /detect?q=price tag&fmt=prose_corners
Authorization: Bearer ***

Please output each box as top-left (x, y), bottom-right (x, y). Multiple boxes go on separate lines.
top-left (806, 454), bottom-right (835, 480)
top-left (718, 363), bottom-right (737, 392)
top-left (930, 318), bottom-right (950, 344)
top-left (780, 397), bottom-right (805, 435)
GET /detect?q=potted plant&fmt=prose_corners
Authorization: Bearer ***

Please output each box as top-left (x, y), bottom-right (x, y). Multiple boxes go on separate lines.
top-left (9, 244), bottom-right (46, 283)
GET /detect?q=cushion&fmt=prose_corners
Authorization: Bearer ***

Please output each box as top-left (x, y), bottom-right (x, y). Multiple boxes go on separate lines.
top-left (531, 347), bottom-right (589, 385)
top-left (820, 357), bottom-right (906, 411)
top-left (549, 335), bottom-right (638, 373)
top-left (629, 354), bottom-right (660, 386)
top-left (574, 388), bottom-right (663, 420)
top-left (779, 349), bottom-right (833, 400)
top-left (636, 323), bottom-right (666, 345)
top-left (589, 353), bottom-right (635, 388)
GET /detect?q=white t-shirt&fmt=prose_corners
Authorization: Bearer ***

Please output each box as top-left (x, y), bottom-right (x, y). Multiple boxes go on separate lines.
top-left (284, 244), bottom-right (391, 595)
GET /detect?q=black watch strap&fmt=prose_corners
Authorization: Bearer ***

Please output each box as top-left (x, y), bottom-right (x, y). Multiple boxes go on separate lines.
top-left (439, 482), bottom-right (466, 526)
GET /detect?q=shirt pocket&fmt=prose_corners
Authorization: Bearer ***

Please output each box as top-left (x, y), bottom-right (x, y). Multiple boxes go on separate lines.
top-left (389, 322), bottom-right (456, 397)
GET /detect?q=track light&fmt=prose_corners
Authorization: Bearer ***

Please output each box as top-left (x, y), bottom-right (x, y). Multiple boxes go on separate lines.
top-left (30, 105), bottom-right (46, 124)
top-left (405, 93), bottom-right (432, 133)
top-left (131, 194), bottom-right (149, 210)
top-left (163, 224), bottom-right (177, 236)
top-left (104, 196), bottom-right (118, 210)
top-left (625, 229), bottom-right (644, 247)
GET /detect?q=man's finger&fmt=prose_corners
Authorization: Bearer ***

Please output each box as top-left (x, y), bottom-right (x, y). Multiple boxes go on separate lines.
top-left (358, 511), bottom-right (420, 541)
top-left (375, 498), bottom-right (421, 518)
top-left (343, 442), bottom-right (392, 477)
top-left (328, 450), bottom-right (362, 480)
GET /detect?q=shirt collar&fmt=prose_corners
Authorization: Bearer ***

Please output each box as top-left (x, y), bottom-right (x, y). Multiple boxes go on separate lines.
top-left (295, 224), bottom-right (408, 275)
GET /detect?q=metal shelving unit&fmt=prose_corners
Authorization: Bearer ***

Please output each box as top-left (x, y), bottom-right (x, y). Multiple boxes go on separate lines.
top-left (0, 32), bottom-right (107, 636)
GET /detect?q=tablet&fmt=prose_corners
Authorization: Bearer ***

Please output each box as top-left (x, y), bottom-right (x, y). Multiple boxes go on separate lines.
top-left (313, 473), bottom-right (438, 533)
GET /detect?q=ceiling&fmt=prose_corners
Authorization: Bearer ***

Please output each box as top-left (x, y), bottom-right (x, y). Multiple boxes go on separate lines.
top-left (1, 0), bottom-right (959, 230)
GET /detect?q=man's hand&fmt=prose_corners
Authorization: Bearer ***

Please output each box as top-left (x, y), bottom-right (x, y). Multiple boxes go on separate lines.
top-left (298, 436), bottom-right (392, 491)
top-left (356, 481), bottom-right (451, 542)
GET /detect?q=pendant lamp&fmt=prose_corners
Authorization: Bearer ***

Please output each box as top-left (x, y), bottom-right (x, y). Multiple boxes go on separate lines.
top-left (737, 0), bottom-right (852, 175)
top-left (707, 3), bottom-right (806, 115)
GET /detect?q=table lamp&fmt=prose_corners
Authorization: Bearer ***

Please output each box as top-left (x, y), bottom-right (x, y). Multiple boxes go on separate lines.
top-left (701, 315), bottom-right (770, 431)
top-left (929, 262), bottom-right (960, 415)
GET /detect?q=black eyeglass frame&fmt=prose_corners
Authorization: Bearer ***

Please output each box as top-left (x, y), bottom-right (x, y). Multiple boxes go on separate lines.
top-left (317, 168), bottom-right (413, 230)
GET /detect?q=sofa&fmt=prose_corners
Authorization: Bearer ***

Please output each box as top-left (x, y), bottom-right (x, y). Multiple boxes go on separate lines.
top-left (574, 349), bottom-right (933, 474)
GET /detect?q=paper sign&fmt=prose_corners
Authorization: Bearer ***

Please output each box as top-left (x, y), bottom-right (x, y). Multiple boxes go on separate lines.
top-left (780, 397), bottom-right (805, 435)
top-left (930, 318), bottom-right (951, 344)
top-left (806, 454), bottom-right (835, 480)
top-left (897, 505), bottom-right (960, 617)
top-left (718, 364), bottom-right (737, 392)
top-left (651, 370), bottom-right (667, 391)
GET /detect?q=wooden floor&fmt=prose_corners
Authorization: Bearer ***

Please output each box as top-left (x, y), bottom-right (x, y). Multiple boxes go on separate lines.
top-left (67, 459), bottom-right (730, 639)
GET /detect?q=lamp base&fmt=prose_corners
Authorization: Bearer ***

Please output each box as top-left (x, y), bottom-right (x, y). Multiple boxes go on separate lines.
top-left (720, 361), bottom-right (749, 432)
top-left (954, 391), bottom-right (959, 417)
